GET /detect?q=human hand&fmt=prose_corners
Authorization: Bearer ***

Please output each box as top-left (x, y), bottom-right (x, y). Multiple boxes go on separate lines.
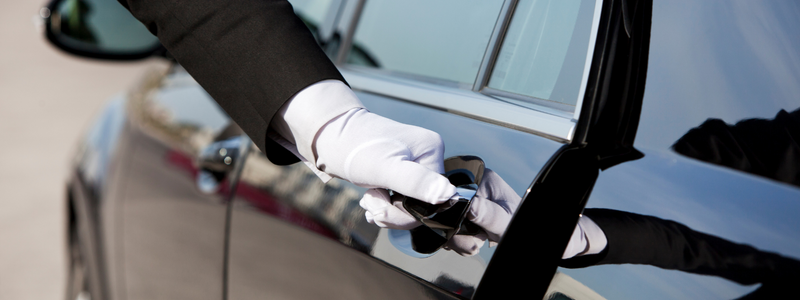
top-left (444, 168), bottom-right (522, 255)
top-left (360, 168), bottom-right (522, 256)
top-left (452, 170), bottom-right (609, 258)
top-left (316, 108), bottom-right (458, 204)
top-left (270, 80), bottom-right (458, 206)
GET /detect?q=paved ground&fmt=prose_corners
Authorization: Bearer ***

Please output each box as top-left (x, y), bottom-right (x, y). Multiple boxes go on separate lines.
top-left (0, 1), bottom-right (167, 299)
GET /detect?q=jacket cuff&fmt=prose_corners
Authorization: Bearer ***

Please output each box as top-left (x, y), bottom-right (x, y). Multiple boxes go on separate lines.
top-left (269, 79), bottom-right (365, 174)
top-left (266, 130), bottom-right (333, 182)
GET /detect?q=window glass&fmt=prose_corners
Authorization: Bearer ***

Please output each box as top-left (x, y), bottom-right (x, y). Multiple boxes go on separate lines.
top-left (289, 0), bottom-right (334, 42)
top-left (290, 0), bottom-right (334, 26)
top-left (488, 0), bottom-right (597, 106)
top-left (290, 0), bottom-right (342, 59)
top-left (347, 0), bottom-right (505, 84)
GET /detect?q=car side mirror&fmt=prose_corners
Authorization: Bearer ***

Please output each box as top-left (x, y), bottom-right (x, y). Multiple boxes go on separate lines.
top-left (42, 0), bottom-right (165, 60)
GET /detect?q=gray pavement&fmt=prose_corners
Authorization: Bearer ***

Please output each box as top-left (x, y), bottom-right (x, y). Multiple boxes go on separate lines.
top-left (0, 1), bottom-right (167, 299)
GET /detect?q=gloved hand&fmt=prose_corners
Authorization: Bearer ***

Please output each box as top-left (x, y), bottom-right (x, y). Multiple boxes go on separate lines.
top-left (360, 168), bottom-right (522, 256)
top-left (270, 80), bottom-right (458, 207)
top-left (270, 80), bottom-right (605, 258)
top-left (315, 108), bottom-right (457, 204)
top-left (561, 215), bottom-right (607, 259)
top-left (452, 171), bottom-right (609, 258)
top-left (444, 168), bottom-right (522, 255)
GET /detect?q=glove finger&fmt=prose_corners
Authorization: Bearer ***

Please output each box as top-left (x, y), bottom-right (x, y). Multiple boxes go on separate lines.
top-left (359, 188), bottom-right (421, 230)
top-left (476, 169), bottom-right (522, 213)
top-left (365, 210), bottom-right (375, 224)
top-left (561, 223), bottom-right (587, 259)
top-left (445, 231), bottom-right (487, 256)
top-left (404, 128), bottom-right (446, 174)
top-left (468, 195), bottom-right (512, 242)
top-left (358, 158), bottom-right (456, 204)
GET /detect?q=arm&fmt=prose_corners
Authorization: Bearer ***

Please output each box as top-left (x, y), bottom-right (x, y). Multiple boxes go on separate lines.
top-left (117, 0), bottom-right (345, 158)
top-left (118, 0), bottom-right (458, 207)
top-left (561, 208), bottom-right (800, 287)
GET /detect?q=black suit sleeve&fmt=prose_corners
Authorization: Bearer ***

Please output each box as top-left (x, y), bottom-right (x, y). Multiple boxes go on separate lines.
top-left (560, 209), bottom-right (800, 287)
top-left (672, 108), bottom-right (800, 187)
top-left (117, 0), bottom-right (345, 163)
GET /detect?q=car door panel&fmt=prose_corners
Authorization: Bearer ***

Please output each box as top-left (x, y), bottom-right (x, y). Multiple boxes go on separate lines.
top-left (117, 68), bottom-right (240, 300)
top-left (226, 83), bottom-right (565, 299)
top-left (228, 199), bottom-right (461, 300)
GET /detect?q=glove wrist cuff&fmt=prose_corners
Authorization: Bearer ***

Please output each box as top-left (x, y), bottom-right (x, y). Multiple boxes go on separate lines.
top-left (270, 80), bottom-right (365, 168)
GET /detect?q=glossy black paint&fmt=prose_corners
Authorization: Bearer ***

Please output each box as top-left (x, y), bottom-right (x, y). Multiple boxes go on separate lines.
top-left (224, 89), bottom-right (565, 298)
top-left (68, 93), bottom-right (131, 300)
top-left (55, 0), bottom-right (800, 299)
top-left (476, 0), bottom-right (652, 298)
top-left (66, 68), bottom-right (236, 300)
top-left (555, 0), bottom-right (800, 299)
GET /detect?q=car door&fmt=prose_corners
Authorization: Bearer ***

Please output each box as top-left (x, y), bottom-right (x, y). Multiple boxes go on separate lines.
top-left (114, 65), bottom-right (246, 300)
top-left (43, 1), bottom-right (250, 299)
top-left (224, 0), bottom-right (638, 299)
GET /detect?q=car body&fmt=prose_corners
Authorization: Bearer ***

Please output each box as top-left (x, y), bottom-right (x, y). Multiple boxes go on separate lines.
top-left (45, 0), bottom-right (800, 299)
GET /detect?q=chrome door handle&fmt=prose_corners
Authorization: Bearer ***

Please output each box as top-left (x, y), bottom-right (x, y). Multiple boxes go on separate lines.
top-left (198, 137), bottom-right (243, 173)
top-left (394, 155), bottom-right (485, 254)
top-left (196, 136), bottom-right (248, 193)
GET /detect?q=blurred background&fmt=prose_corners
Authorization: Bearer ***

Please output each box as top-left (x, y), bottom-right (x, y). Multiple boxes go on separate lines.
top-left (0, 1), bottom-right (168, 299)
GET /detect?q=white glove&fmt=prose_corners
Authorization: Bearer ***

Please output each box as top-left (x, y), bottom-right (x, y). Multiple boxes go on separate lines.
top-left (360, 167), bottom-right (609, 258)
top-left (468, 169), bottom-right (522, 242)
top-left (270, 80), bottom-right (458, 205)
top-left (561, 215), bottom-right (607, 259)
top-left (360, 168), bottom-right (522, 256)
top-left (270, 80), bottom-right (607, 258)
top-left (443, 168), bottom-right (522, 255)
top-left (315, 108), bottom-right (457, 203)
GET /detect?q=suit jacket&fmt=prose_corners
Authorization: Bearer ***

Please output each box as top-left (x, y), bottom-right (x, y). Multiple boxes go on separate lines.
top-left (117, 0), bottom-right (343, 164)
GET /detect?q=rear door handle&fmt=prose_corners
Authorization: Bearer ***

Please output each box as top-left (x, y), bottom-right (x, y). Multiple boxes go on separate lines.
top-left (196, 136), bottom-right (248, 193)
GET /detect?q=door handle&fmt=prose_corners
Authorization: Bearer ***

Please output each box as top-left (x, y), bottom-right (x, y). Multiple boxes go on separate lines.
top-left (196, 136), bottom-right (247, 193)
top-left (390, 156), bottom-right (486, 255)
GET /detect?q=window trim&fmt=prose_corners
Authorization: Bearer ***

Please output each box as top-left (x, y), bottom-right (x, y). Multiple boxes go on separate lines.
top-left (333, 0), bottom-right (605, 143)
top-left (334, 0), bottom-right (366, 65)
top-left (341, 67), bottom-right (575, 143)
top-left (482, 87), bottom-right (576, 118)
top-left (573, 0), bottom-right (605, 120)
top-left (318, 0), bottom-right (345, 42)
top-left (472, 0), bottom-right (519, 92)
top-left (478, 0), bottom-right (605, 118)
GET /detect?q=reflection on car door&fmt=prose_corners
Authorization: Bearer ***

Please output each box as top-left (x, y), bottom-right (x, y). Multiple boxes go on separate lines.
top-left (224, 0), bottom-right (580, 299)
top-left (117, 67), bottom-right (241, 300)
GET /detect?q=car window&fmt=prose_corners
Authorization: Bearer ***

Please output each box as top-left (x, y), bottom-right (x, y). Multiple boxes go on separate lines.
top-left (290, 0), bottom-right (333, 25)
top-left (346, 0), bottom-right (505, 85)
top-left (487, 0), bottom-right (598, 108)
top-left (289, 0), bottom-right (335, 42)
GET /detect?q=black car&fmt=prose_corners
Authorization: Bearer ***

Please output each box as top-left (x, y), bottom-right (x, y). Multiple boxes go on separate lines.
top-left (43, 0), bottom-right (800, 299)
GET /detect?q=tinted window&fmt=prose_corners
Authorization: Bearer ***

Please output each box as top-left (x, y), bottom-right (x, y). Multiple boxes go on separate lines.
top-left (347, 0), bottom-right (505, 85)
top-left (290, 0), bottom-right (334, 26)
top-left (488, 0), bottom-right (598, 107)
